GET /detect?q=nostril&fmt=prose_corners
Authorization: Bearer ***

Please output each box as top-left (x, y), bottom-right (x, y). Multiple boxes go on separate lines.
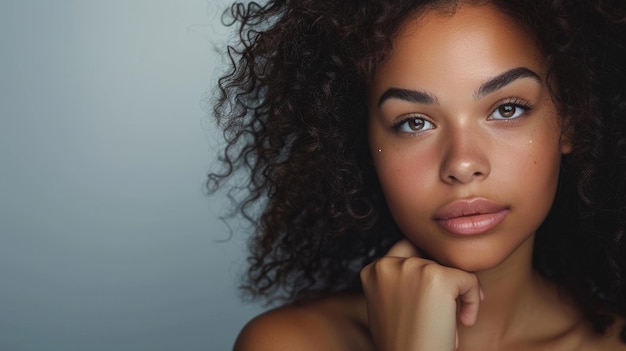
top-left (446, 171), bottom-right (485, 184)
top-left (441, 156), bottom-right (490, 184)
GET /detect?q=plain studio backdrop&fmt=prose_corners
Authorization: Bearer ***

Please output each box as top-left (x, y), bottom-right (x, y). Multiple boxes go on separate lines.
top-left (0, 1), bottom-right (264, 350)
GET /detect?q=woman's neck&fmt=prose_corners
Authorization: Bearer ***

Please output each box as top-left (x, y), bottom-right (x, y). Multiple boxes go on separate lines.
top-left (344, 234), bottom-right (584, 349)
top-left (459, 235), bottom-right (583, 349)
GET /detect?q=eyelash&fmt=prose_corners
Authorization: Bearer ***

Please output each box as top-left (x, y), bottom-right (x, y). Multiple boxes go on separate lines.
top-left (488, 97), bottom-right (533, 121)
top-left (392, 114), bottom-right (434, 134)
top-left (391, 97), bottom-right (534, 134)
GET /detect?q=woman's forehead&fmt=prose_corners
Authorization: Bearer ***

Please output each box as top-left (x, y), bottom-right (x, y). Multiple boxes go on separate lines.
top-left (369, 4), bottom-right (545, 101)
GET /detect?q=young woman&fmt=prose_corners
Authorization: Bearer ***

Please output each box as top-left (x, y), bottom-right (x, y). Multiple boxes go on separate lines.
top-left (209, 0), bottom-right (626, 349)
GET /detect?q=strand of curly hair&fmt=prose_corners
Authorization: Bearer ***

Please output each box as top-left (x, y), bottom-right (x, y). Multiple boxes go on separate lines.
top-left (208, 0), bottom-right (626, 340)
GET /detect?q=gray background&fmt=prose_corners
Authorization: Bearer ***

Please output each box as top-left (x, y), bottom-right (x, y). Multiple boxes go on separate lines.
top-left (0, 0), bottom-right (264, 350)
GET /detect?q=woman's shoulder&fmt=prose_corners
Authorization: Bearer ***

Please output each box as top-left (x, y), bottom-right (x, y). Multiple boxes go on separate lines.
top-left (233, 293), bottom-right (372, 351)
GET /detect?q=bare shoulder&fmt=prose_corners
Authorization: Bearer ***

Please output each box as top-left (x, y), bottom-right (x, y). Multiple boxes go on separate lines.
top-left (233, 294), bottom-right (372, 351)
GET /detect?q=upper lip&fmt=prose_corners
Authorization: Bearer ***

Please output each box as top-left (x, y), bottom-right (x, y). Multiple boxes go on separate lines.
top-left (433, 198), bottom-right (509, 220)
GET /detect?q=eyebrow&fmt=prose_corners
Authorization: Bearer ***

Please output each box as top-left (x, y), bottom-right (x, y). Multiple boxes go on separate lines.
top-left (474, 67), bottom-right (542, 100)
top-left (377, 88), bottom-right (438, 108)
top-left (377, 67), bottom-right (542, 108)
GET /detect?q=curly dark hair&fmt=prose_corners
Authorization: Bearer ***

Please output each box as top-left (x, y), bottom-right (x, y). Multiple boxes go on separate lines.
top-left (208, 0), bottom-right (626, 339)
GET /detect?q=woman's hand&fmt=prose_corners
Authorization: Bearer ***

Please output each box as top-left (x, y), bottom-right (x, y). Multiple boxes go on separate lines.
top-left (360, 239), bottom-right (483, 351)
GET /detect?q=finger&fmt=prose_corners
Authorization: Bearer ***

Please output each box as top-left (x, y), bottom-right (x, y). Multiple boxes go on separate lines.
top-left (456, 274), bottom-right (483, 327)
top-left (385, 239), bottom-right (422, 258)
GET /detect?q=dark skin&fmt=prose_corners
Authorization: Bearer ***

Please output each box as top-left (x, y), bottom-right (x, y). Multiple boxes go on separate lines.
top-left (234, 4), bottom-right (626, 351)
top-left (236, 255), bottom-right (625, 351)
top-left (234, 290), bottom-right (626, 350)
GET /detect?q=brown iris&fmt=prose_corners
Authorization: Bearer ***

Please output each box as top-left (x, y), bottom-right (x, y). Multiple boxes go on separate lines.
top-left (408, 118), bottom-right (426, 131)
top-left (498, 104), bottom-right (516, 118)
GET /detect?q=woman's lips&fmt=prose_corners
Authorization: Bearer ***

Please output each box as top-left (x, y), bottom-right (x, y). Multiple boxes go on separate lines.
top-left (434, 198), bottom-right (509, 236)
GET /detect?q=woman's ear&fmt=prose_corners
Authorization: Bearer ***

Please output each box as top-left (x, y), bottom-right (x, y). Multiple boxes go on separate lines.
top-left (559, 125), bottom-right (573, 155)
top-left (560, 136), bottom-right (572, 154)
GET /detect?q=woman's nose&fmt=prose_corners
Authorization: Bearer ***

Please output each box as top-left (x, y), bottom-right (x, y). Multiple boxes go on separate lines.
top-left (439, 128), bottom-right (490, 185)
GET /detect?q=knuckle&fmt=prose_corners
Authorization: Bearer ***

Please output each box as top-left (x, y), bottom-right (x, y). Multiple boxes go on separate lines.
top-left (373, 257), bottom-right (396, 276)
top-left (469, 273), bottom-right (479, 286)
top-left (402, 257), bottom-right (423, 271)
top-left (359, 265), bottom-right (370, 283)
top-left (360, 257), bottom-right (398, 282)
top-left (420, 263), bottom-right (444, 285)
top-left (420, 262), bottom-right (439, 277)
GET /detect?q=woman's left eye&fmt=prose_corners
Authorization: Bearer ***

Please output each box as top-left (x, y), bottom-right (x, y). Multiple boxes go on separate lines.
top-left (489, 103), bottom-right (529, 120)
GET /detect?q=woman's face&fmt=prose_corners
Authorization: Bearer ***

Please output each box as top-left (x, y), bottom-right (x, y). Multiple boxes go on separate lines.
top-left (368, 4), bottom-right (571, 272)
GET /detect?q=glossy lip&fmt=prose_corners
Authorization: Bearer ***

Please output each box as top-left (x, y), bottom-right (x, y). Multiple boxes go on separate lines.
top-left (433, 198), bottom-right (510, 236)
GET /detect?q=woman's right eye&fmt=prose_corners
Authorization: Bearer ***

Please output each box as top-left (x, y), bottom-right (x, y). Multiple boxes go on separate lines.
top-left (394, 116), bottom-right (435, 133)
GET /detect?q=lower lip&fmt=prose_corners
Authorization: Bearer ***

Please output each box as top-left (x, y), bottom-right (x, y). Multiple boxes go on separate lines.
top-left (435, 210), bottom-right (509, 236)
